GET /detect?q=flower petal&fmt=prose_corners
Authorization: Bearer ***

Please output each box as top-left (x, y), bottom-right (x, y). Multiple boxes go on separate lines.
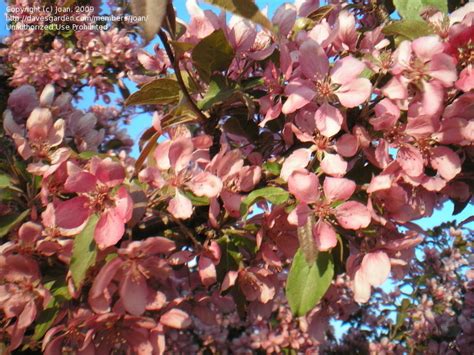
top-left (299, 40), bottom-right (329, 80)
top-left (17, 299), bottom-right (37, 329)
top-left (397, 145), bottom-right (424, 177)
top-left (412, 36), bottom-right (444, 62)
top-left (114, 186), bottom-right (133, 222)
top-left (320, 153), bottom-right (347, 177)
top-left (154, 141), bottom-right (172, 170)
top-left (429, 53), bottom-right (457, 87)
top-left (430, 146), bottom-right (461, 181)
top-left (198, 256), bottom-right (217, 287)
top-left (187, 172), bottom-right (223, 198)
top-left (315, 103), bottom-right (343, 137)
top-left (336, 78), bottom-right (372, 108)
top-left (238, 166), bottom-right (262, 192)
top-left (422, 80), bottom-right (443, 115)
top-left (360, 251), bottom-right (391, 287)
top-left (167, 191), bottom-right (193, 219)
top-left (94, 209), bottom-right (125, 249)
top-left (335, 134), bottom-right (358, 157)
top-left (280, 148), bottom-right (311, 181)
top-left (331, 56), bottom-right (365, 85)
top-left (288, 169), bottom-right (320, 204)
top-left (55, 197), bottom-right (90, 236)
top-left (353, 268), bottom-right (371, 303)
top-left (160, 309), bottom-right (192, 329)
top-left (221, 270), bottom-right (239, 292)
top-left (335, 201), bottom-right (371, 229)
top-left (282, 79), bottom-right (316, 114)
top-left (89, 257), bottom-right (123, 312)
top-left (64, 171), bottom-right (97, 193)
top-left (169, 138), bottom-right (194, 172)
top-left (95, 158), bottom-right (125, 187)
top-left (287, 203), bottom-right (312, 226)
top-left (313, 220), bottom-right (337, 251)
top-left (323, 177), bottom-right (355, 202)
top-left (120, 269), bottom-right (148, 316)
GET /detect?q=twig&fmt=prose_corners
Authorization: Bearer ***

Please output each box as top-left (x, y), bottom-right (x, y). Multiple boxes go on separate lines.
top-left (158, 30), bottom-right (208, 123)
top-left (172, 216), bottom-right (202, 250)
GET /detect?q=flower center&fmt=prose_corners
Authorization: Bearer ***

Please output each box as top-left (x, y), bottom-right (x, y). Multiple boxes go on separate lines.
top-left (458, 40), bottom-right (474, 66)
top-left (314, 80), bottom-right (334, 101)
top-left (88, 185), bottom-right (114, 213)
top-left (407, 58), bottom-right (429, 82)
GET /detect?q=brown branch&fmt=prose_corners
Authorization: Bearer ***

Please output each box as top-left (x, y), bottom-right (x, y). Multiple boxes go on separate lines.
top-left (158, 30), bottom-right (208, 123)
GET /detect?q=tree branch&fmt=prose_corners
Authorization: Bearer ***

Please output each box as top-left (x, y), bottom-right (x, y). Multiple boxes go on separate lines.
top-left (159, 30), bottom-right (208, 123)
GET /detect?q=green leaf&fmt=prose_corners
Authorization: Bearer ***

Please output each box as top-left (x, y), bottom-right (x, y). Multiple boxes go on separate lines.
top-left (307, 5), bottom-right (335, 22)
top-left (183, 190), bottom-right (210, 206)
top-left (393, 0), bottom-right (447, 19)
top-left (32, 279), bottom-right (71, 341)
top-left (0, 188), bottom-right (17, 201)
top-left (241, 76), bottom-right (264, 91)
top-left (240, 186), bottom-right (289, 216)
top-left (198, 76), bottom-right (236, 110)
top-left (383, 19), bottom-right (434, 41)
top-left (0, 174), bottom-right (12, 189)
top-left (105, 252), bottom-right (119, 263)
top-left (131, 0), bottom-right (168, 42)
top-left (104, 138), bottom-right (124, 150)
top-left (360, 67), bottom-right (375, 80)
top-left (77, 151), bottom-right (109, 159)
top-left (192, 29), bottom-right (234, 83)
top-left (222, 116), bottom-right (259, 142)
top-left (175, 21), bottom-right (187, 39)
top-left (32, 303), bottom-right (60, 341)
top-left (168, 71), bottom-right (200, 93)
top-left (292, 17), bottom-right (314, 35)
top-left (170, 41), bottom-right (195, 56)
top-left (70, 214), bottom-right (99, 289)
top-left (391, 298), bottom-right (411, 338)
top-left (204, 0), bottom-right (273, 31)
top-left (125, 78), bottom-right (180, 106)
top-left (0, 209), bottom-right (30, 238)
top-left (78, 151), bottom-right (98, 159)
top-left (216, 235), bottom-right (243, 282)
top-left (285, 249), bottom-right (334, 316)
top-left (262, 161), bottom-right (282, 176)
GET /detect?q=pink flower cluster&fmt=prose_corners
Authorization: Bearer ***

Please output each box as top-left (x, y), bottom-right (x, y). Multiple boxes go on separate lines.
top-left (2, 1), bottom-right (141, 95)
top-left (0, 0), bottom-right (473, 353)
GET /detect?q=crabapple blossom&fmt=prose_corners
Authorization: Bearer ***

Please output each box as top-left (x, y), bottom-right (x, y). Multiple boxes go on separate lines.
top-left (61, 157), bottom-right (133, 249)
top-left (288, 173), bottom-right (371, 251)
top-left (0, 0), bottom-right (473, 353)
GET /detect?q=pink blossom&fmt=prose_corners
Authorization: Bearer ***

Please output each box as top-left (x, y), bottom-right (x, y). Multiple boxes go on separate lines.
top-left (282, 40), bottom-right (371, 137)
top-left (387, 36), bottom-right (457, 115)
top-left (208, 146), bottom-right (261, 218)
top-left (288, 174), bottom-right (371, 251)
top-left (0, 254), bottom-right (50, 350)
top-left (60, 157), bottom-right (133, 248)
top-left (89, 237), bottom-right (175, 315)
top-left (140, 136), bottom-right (222, 219)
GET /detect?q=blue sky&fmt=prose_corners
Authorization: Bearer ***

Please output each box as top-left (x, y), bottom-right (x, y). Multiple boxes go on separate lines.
top-left (0, 1), bottom-right (7, 37)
